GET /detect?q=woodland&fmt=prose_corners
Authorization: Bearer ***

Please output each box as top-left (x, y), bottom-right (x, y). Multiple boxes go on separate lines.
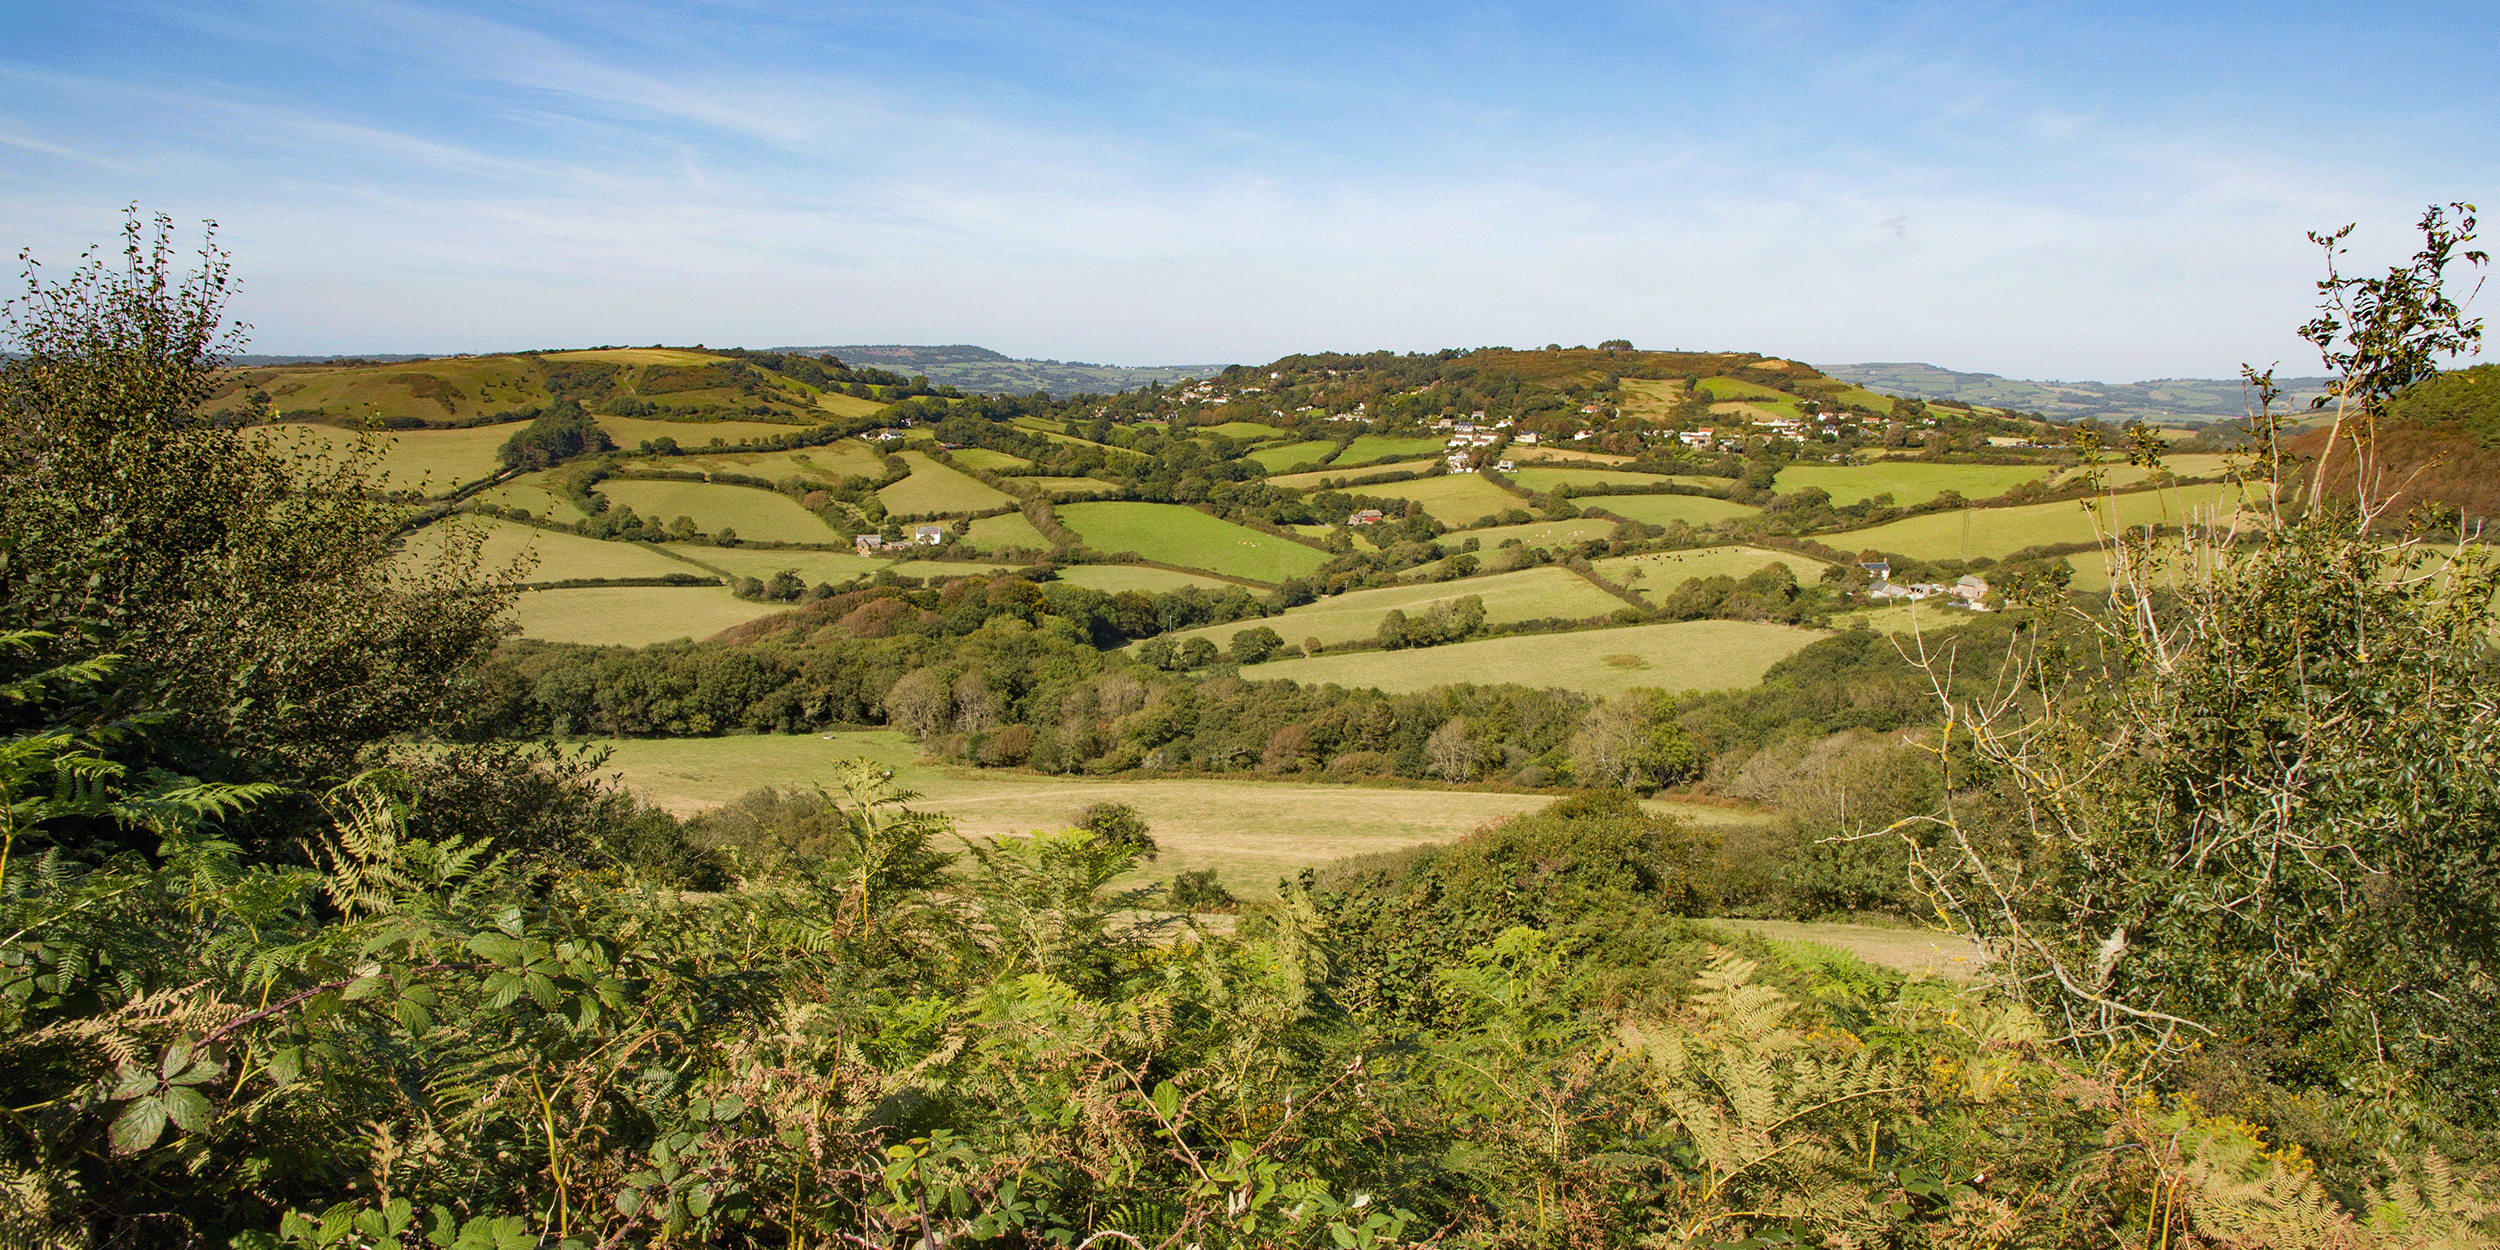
top-left (3, 206), bottom-right (2500, 1250)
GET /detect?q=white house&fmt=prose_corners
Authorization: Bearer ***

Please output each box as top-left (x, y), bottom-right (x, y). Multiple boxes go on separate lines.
top-left (912, 523), bottom-right (947, 545)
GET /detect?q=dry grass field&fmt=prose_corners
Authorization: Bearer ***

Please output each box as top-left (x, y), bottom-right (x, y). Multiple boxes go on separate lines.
top-left (878, 451), bottom-right (1017, 515)
top-left (671, 545), bottom-right (892, 586)
top-left (1506, 467), bottom-right (1725, 493)
top-left (1703, 919), bottom-right (1982, 980)
top-left (1263, 462), bottom-right (1438, 491)
top-left (1050, 565), bottom-right (1241, 593)
top-left (1775, 462), bottom-right (2055, 506)
top-left (595, 415), bottom-right (805, 449)
top-left (599, 479), bottom-right (840, 545)
top-left (676, 445), bottom-right (885, 483)
top-left (1163, 565), bottom-right (1625, 649)
top-left (589, 730), bottom-right (1771, 899)
top-left (1247, 618), bottom-right (1828, 697)
top-left (399, 518), bottom-right (702, 583)
top-left (1058, 502), bottom-right (1331, 583)
top-left (1590, 545), bottom-right (1828, 592)
top-left (471, 472), bottom-right (584, 520)
top-left (1018, 476), bottom-right (1119, 496)
top-left (504, 585), bottom-right (779, 646)
top-left (258, 422), bottom-right (513, 494)
top-left (1829, 481), bottom-right (2253, 562)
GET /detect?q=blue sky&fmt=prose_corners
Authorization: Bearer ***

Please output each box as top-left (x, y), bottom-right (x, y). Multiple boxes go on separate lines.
top-left (3, 0), bottom-right (2493, 379)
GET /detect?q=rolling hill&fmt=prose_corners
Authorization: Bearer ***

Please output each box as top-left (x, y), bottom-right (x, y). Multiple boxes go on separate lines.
top-left (1820, 361), bottom-right (2335, 426)
top-left (771, 344), bottom-right (1229, 397)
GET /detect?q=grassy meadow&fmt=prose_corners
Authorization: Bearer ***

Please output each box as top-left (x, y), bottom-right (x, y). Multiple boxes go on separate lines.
top-left (949, 448), bottom-right (1033, 472)
top-left (671, 545), bottom-right (892, 586)
top-left (1775, 462), bottom-right (2054, 505)
top-left (1337, 434), bottom-right (1450, 463)
top-left (1579, 494), bottom-right (1759, 527)
top-left (471, 472), bottom-right (583, 520)
top-left (1830, 481), bottom-right (2253, 562)
top-left (1506, 466), bottom-right (1724, 493)
top-left (1370, 473), bottom-right (1527, 525)
top-left (1247, 440), bottom-right (1340, 472)
top-left (503, 585), bottom-right (779, 647)
top-left (1591, 545), bottom-right (1829, 590)
top-left (1442, 516), bottom-right (1621, 552)
top-left (1246, 618), bottom-right (1828, 698)
top-left (963, 510), bottom-right (1052, 551)
top-left (1166, 566), bottom-right (1626, 650)
top-left (1196, 421), bottom-right (1289, 440)
top-left (1018, 476), bottom-right (1119, 496)
top-left (399, 518), bottom-right (702, 583)
top-left (259, 421), bottom-right (512, 494)
top-left (1050, 565), bottom-right (1242, 594)
top-left (878, 451), bottom-right (1017, 515)
top-left (1264, 463), bottom-right (1434, 490)
top-left (595, 415), bottom-right (804, 449)
top-left (1057, 502), bottom-right (1331, 583)
top-left (588, 730), bottom-right (1770, 899)
top-left (678, 444), bottom-right (885, 483)
top-left (599, 479), bottom-right (839, 545)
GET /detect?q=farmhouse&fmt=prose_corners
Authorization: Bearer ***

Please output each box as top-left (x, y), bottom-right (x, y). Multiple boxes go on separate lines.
top-left (912, 523), bottom-right (948, 545)
top-left (855, 534), bottom-right (887, 553)
top-left (1346, 509), bottom-right (1385, 525)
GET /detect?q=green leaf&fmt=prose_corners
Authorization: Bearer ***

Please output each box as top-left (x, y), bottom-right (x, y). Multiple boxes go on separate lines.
top-left (341, 975), bottom-right (386, 1002)
top-left (1152, 1079), bottom-right (1179, 1122)
top-left (108, 1095), bottom-right (169, 1154)
top-left (162, 1085), bottom-right (215, 1133)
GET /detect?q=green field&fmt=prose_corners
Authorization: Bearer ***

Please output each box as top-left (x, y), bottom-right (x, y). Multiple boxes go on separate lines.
top-left (877, 451), bottom-right (1016, 516)
top-left (1197, 421), bottom-right (1290, 440)
top-left (1371, 474), bottom-right (1525, 526)
top-left (1775, 462), bottom-right (2054, 506)
top-left (1264, 461), bottom-right (1437, 490)
top-left (1442, 516), bottom-right (1620, 553)
top-left (1507, 467), bottom-right (1724, 493)
top-left (1337, 435), bottom-right (1450, 463)
top-left (588, 730), bottom-right (1769, 899)
top-left (1700, 375), bottom-right (1797, 404)
top-left (964, 510), bottom-right (1052, 551)
top-left (1165, 565), bottom-right (1625, 650)
top-left (1248, 619), bottom-right (1829, 698)
top-left (2060, 453), bottom-right (2240, 491)
top-left (948, 448), bottom-right (1033, 472)
top-left (596, 415), bottom-right (805, 450)
top-left (1058, 502), bottom-right (1331, 583)
top-left (678, 444), bottom-right (886, 483)
top-left (471, 472), bottom-right (584, 520)
top-left (1577, 494), bottom-right (1759, 527)
top-left (599, 479), bottom-right (839, 545)
top-left (503, 585), bottom-right (779, 647)
top-left (1019, 476), bottom-right (1118, 496)
top-left (259, 422), bottom-right (512, 494)
top-left (1049, 565), bottom-right (1241, 594)
top-left (670, 545), bottom-right (892, 586)
top-left (1247, 440), bottom-right (1340, 472)
top-left (400, 518), bottom-right (705, 583)
top-left (1831, 482), bottom-right (2253, 562)
top-left (1591, 545), bottom-right (1828, 593)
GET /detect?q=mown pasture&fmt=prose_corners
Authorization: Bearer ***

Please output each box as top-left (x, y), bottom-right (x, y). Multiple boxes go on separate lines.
top-left (1831, 481), bottom-right (2253, 561)
top-left (1057, 502), bottom-right (1331, 583)
top-left (471, 472), bottom-right (582, 520)
top-left (1579, 494), bottom-right (1759, 527)
top-left (1247, 440), bottom-right (1340, 472)
top-left (595, 415), bottom-right (807, 449)
top-left (1017, 476), bottom-right (1118, 495)
top-left (1263, 462), bottom-right (1436, 490)
top-left (260, 421), bottom-right (512, 494)
top-left (1336, 434), bottom-right (1450, 463)
top-left (1196, 421), bottom-right (1289, 440)
top-left (1367, 473), bottom-right (1526, 525)
top-left (1591, 545), bottom-right (1829, 591)
top-left (1506, 466), bottom-right (1725, 493)
top-left (503, 585), bottom-right (780, 647)
top-left (877, 451), bottom-right (1017, 516)
top-left (589, 730), bottom-right (1771, 899)
top-left (1164, 565), bottom-right (1626, 650)
top-left (598, 479), bottom-right (839, 545)
top-left (671, 545), bottom-right (892, 586)
top-left (963, 511), bottom-right (1052, 551)
top-left (400, 517), bottom-right (702, 583)
top-left (1050, 565), bottom-right (1242, 594)
top-left (1247, 618), bottom-right (1828, 698)
top-left (1775, 462), bottom-right (2054, 506)
top-left (948, 448), bottom-right (1032, 473)
top-left (677, 444), bottom-right (885, 483)
top-left (1441, 516), bottom-right (1620, 552)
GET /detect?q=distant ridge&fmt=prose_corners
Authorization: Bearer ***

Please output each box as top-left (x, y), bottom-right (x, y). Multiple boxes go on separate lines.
top-left (772, 344), bottom-right (1230, 398)
top-left (1820, 361), bottom-right (2333, 425)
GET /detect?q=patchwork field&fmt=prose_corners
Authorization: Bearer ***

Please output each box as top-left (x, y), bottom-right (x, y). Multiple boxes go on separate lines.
top-left (1058, 502), bottom-right (1331, 583)
top-left (504, 586), bottom-right (779, 647)
top-left (678, 444), bottom-right (885, 483)
top-left (598, 479), bottom-right (839, 545)
top-left (1248, 619), bottom-right (1828, 698)
top-left (1512, 445), bottom-right (1634, 465)
top-left (670, 545), bottom-right (892, 586)
top-left (1775, 462), bottom-right (2054, 506)
top-left (1831, 481), bottom-right (2252, 561)
top-left (588, 730), bottom-right (1771, 899)
top-left (1050, 565), bottom-right (1242, 594)
top-left (1578, 494), bottom-right (1759, 527)
top-left (948, 448), bottom-right (1032, 472)
top-left (1247, 440), bottom-right (1340, 472)
top-left (1506, 467), bottom-right (1724, 493)
top-left (877, 452), bottom-right (1016, 516)
top-left (963, 510), bottom-right (1052, 551)
top-left (1446, 516), bottom-right (1621, 551)
top-left (399, 518), bottom-right (703, 583)
top-left (1264, 462), bottom-right (1436, 490)
top-left (1591, 545), bottom-right (1829, 591)
top-left (1018, 476), bottom-right (1119, 495)
top-left (471, 473), bottom-right (583, 520)
top-left (2064, 453), bottom-right (2241, 491)
top-left (1165, 566), bottom-right (1627, 650)
top-left (259, 422), bottom-right (512, 493)
top-left (1337, 434), bottom-right (1451, 463)
top-left (1370, 474), bottom-right (1526, 526)
top-left (595, 415), bottom-right (804, 449)
top-left (1197, 421), bottom-right (1290, 440)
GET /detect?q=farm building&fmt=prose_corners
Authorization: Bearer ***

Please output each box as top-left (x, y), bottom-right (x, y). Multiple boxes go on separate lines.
top-left (1346, 509), bottom-right (1385, 525)
top-left (912, 524), bottom-right (947, 545)
top-left (855, 534), bottom-right (886, 553)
